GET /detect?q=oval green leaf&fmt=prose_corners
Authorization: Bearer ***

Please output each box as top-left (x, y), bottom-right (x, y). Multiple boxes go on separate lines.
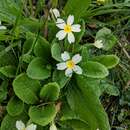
top-left (27, 57), bottom-right (51, 80)
top-left (13, 73), bottom-right (41, 104)
top-left (82, 61), bottom-right (109, 78)
top-left (40, 82), bottom-right (60, 101)
top-left (7, 96), bottom-right (24, 116)
top-left (0, 65), bottom-right (16, 78)
top-left (92, 55), bottom-right (119, 69)
top-left (51, 41), bottom-right (62, 62)
top-left (29, 104), bottom-right (56, 126)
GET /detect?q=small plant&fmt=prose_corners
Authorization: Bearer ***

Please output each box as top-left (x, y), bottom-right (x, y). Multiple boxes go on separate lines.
top-left (0, 0), bottom-right (122, 130)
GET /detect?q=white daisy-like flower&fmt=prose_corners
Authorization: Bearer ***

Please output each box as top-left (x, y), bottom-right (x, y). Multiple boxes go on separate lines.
top-left (50, 123), bottom-right (57, 130)
top-left (56, 51), bottom-right (82, 77)
top-left (56, 15), bottom-right (81, 44)
top-left (0, 21), bottom-right (6, 30)
top-left (93, 40), bottom-right (103, 49)
top-left (96, 128), bottom-right (100, 130)
top-left (50, 8), bottom-right (60, 19)
top-left (16, 120), bottom-right (37, 130)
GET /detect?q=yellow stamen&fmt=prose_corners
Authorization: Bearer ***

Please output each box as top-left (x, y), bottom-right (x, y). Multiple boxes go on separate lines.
top-left (66, 60), bottom-right (75, 69)
top-left (22, 128), bottom-right (26, 130)
top-left (64, 25), bottom-right (72, 33)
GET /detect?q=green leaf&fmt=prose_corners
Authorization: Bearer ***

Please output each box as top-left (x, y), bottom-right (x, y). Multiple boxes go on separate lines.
top-left (82, 61), bottom-right (109, 78)
top-left (20, 18), bottom-right (42, 33)
top-left (81, 46), bottom-right (89, 62)
top-left (23, 32), bottom-right (35, 54)
top-left (0, 45), bottom-right (16, 67)
top-left (48, 22), bottom-right (57, 42)
top-left (66, 76), bottom-right (110, 130)
top-left (61, 102), bottom-right (89, 130)
top-left (7, 96), bottom-right (24, 116)
top-left (1, 113), bottom-right (28, 130)
top-left (64, 0), bottom-right (91, 21)
top-left (13, 73), bottom-right (41, 104)
top-left (27, 57), bottom-right (51, 80)
top-left (100, 83), bottom-right (120, 96)
top-left (40, 82), bottom-right (60, 101)
top-left (21, 54), bottom-right (35, 63)
top-left (92, 55), bottom-right (119, 69)
top-left (96, 27), bottom-right (117, 51)
top-left (75, 20), bottom-right (85, 44)
top-left (29, 104), bottom-right (56, 126)
top-left (34, 36), bottom-right (50, 60)
top-left (35, 0), bottom-right (45, 16)
top-left (120, 88), bottom-right (130, 105)
top-left (51, 41), bottom-right (62, 62)
top-left (0, 0), bottom-right (22, 23)
top-left (53, 70), bottom-right (70, 88)
top-left (0, 80), bottom-right (8, 103)
top-left (0, 65), bottom-right (16, 78)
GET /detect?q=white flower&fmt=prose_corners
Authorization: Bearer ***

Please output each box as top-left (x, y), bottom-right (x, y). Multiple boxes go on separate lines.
top-left (96, 128), bottom-right (100, 130)
top-left (0, 21), bottom-right (6, 30)
top-left (94, 40), bottom-right (103, 49)
top-left (56, 15), bottom-right (81, 44)
top-left (50, 8), bottom-right (60, 19)
top-left (50, 123), bottom-right (57, 130)
top-left (16, 120), bottom-right (37, 130)
top-left (56, 51), bottom-right (82, 77)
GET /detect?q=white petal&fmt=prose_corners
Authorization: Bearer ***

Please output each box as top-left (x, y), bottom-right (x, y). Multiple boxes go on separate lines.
top-left (61, 51), bottom-right (70, 61)
top-left (65, 68), bottom-right (73, 77)
top-left (73, 65), bottom-right (82, 74)
top-left (56, 23), bottom-right (66, 29)
top-left (72, 24), bottom-right (81, 32)
top-left (51, 8), bottom-right (60, 18)
top-left (16, 120), bottom-right (25, 130)
top-left (0, 26), bottom-right (6, 30)
top-left (68, 32), bottom-right (75, 44)
top-left (94, 40), bottom-right (103, 49)
top-left (26, 124), bottom-right (37, 130)
top-left (56, 18), bottom-right (65, 24)
top-left (56, 30), bottom-right (66, 40)
top-left (50, 123), bottom-right (57, 130)
top-left (72, 54), bottom-right (82, 64)
top-left (67, 15), bottom-right (74, 25)
top-left (56, 62), bottom-right (67, 70)
top-left (0, 21), bottom-right (1, 25)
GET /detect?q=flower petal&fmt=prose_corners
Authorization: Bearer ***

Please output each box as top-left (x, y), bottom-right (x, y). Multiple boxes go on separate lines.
top-left (0, 26), bottom-right (6, 30)
top-left (56, 62), bottom-right (67, 70)
top-left (50, 123), bottom-right (57, 130)
top-left (50, 8), bottom-right (60, 18)
top-left (56, 30), bottom-right (66, 40)
top-left (61, 51), bottom-right (70, 61)
top-left (26, 124), bottom-right (37, 130)
top-left (65, 68), bottom-right (73, 77)
top-left (56, 18), bottom-right (65, 24)
top-left (56, 23), bottom-right (65, 29)
top-left (73, 65), bottom-right (82, 74)
top-left (72, 24), bottom-right (81, 32)
top-left (72, 54), bottom-right (82, 64)
top-left (68, 32), bottom-right (75, 44)
top-left (94, 40), bottom-right (103, 49)
top-left (16, 120), bottom-right (25, 130)
top-left (67, 15), bottom-right (74, 25)
top-left (0, 21), bottom-right (1, 25)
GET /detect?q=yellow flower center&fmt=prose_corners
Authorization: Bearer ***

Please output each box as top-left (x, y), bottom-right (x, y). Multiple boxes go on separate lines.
top-left (66, 60), bottom-right (75, 69)
top-left (22, 128), bottom-right (26, 130)
top-left (64, 25), bottom-right (72, 33)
